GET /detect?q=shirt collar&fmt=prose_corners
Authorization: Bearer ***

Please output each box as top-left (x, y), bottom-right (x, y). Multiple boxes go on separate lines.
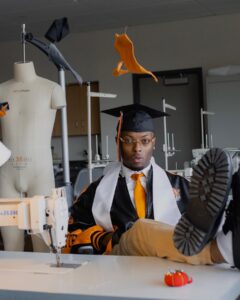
top-left (121, 162), bottom-right (151, 182)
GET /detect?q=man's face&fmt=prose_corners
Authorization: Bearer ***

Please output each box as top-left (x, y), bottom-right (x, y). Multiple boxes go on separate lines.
top-left (119, 131), bottom-right (156, 171)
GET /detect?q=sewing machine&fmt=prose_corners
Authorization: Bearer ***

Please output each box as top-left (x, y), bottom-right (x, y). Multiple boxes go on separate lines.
top-left (0, 187), bottom-right (68, 267)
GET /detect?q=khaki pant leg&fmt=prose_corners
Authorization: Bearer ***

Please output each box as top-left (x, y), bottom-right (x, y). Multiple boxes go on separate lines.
top-left (111, 219), bottom-right (213, 266)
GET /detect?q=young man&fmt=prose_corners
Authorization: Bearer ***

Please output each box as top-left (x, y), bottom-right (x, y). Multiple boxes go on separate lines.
top-left (67, 104), bottom-right (190, 254)
top-left (111, 147), bottom-right (240, 270)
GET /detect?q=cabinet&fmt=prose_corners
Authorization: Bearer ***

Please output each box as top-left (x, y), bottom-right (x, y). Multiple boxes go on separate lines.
top-left (53, 82), bottom-right (100, 136)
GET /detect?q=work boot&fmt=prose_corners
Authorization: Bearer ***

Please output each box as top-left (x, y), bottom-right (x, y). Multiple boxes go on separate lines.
top-left (222, 167), bottom-right (240, 269)
top-left (173, 148), bottom-right (232, 256)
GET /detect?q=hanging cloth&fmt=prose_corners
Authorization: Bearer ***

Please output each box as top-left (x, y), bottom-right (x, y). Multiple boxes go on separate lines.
top-left (113, 33), bottom-right (158, 82)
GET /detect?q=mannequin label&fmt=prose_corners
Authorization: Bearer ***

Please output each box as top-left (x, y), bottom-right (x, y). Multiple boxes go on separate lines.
top-left (13, 89), bottom-right (30, 92)
top-left (10, 155), bottom-right (33, 170)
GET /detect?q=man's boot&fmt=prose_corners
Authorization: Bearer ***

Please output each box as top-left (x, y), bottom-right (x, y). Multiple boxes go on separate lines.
top-left (173, 148), bottom-right (232, 256)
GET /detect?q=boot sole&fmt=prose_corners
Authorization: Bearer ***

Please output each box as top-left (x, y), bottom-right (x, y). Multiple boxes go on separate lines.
top-left (173, 148), bottom-right (232, 256)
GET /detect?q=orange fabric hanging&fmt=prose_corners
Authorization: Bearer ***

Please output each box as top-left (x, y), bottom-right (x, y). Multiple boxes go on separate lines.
top-left (131, 173), bottom-right (146, 218)
top-left (113, 33), bottom-right (158, 82)
top-left (0, 103), bottom-right (9, 117)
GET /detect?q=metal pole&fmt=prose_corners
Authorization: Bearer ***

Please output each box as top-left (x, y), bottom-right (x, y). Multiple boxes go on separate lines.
top-left (163, 98), bottom-right (168, 170)
top-left (22, 24), bottom-right (26, 63)
top-left (58, 68), bottom-right (71, 186)
top-left (200, 108), bottom-right (204, 149)
top-left (87, 82), bottom-right (92, 183)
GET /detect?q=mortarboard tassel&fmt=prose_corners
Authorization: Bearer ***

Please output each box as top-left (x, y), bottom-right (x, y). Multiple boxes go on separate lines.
top-left (117, 111), bottom-right (123, 161)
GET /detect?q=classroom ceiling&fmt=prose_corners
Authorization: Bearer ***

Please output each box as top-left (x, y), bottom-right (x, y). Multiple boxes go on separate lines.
top-left (1, 0), bottom-right (240, 42)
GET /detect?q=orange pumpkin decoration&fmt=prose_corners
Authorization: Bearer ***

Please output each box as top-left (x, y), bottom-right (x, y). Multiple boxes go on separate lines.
top-left (164, 270), bottom-right (193, 287)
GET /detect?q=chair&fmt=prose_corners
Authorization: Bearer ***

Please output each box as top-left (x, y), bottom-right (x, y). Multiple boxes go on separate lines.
top-left (73, 166), bottom-right (105, 199)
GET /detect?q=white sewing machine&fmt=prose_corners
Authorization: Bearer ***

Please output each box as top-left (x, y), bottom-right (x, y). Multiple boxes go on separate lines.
top-left (0, 187), bottom-right (68, 267)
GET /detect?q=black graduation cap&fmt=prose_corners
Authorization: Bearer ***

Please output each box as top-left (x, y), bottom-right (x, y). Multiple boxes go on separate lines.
top-left (45, 17), bottom-right (69, 43)
top-left (102, 103), bottom-right (169, 132)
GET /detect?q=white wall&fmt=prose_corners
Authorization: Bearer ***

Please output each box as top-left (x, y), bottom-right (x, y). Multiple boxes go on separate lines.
top-left (0, 13), bottom-right (240, 161)
top-left (207, 75), bottom-right (240, 149)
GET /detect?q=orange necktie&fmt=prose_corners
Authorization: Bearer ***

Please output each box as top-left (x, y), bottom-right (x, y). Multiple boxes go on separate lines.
top-left (131, 173), bottom-right (146, 218)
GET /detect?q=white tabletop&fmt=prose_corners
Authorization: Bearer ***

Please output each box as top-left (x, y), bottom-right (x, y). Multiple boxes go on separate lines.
top-left (0, 251), bottom-right (239, 300)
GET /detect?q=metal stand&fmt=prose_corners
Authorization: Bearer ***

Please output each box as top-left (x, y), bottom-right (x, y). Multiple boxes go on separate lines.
top-left (22, 24), bottom-right (26, 63)
top-left (21, 21), bottom-right (81, 207)
top-left (105, 135), bottom-right (110, 160)
top-left (200, 108), bottom-right (215, 149)
top-left (162, 98), bottom-right (178, 170)
top-left (58, 68), bottom-right (72, 207)
top-left (87, 83), bottom-right (116, 183)
top-left (87, 83), bottom-right (93, 183)
top-left (94, 135), bottom-right (101, 162)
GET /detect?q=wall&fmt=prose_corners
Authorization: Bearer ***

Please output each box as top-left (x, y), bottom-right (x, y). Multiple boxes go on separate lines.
top-left (139, 74), bottom-right (201, 169)
top-left (0, 13), bottom-right (239, 161)
top-left (207, 74), bottom-right (240, 149)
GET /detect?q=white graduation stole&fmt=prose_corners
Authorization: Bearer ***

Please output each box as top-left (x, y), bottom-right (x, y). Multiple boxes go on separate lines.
top-left (92, 158), bottom-right (181, 231)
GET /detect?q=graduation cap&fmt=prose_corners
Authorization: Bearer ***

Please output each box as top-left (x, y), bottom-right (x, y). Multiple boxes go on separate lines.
top-left (45, 17), bottom-right (69, 43)
top-left (102, 103), bottom-right (168, 133)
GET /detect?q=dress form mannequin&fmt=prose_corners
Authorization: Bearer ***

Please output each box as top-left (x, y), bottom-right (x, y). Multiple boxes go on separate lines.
top-left (0, 61), bottom-right (66, 251)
